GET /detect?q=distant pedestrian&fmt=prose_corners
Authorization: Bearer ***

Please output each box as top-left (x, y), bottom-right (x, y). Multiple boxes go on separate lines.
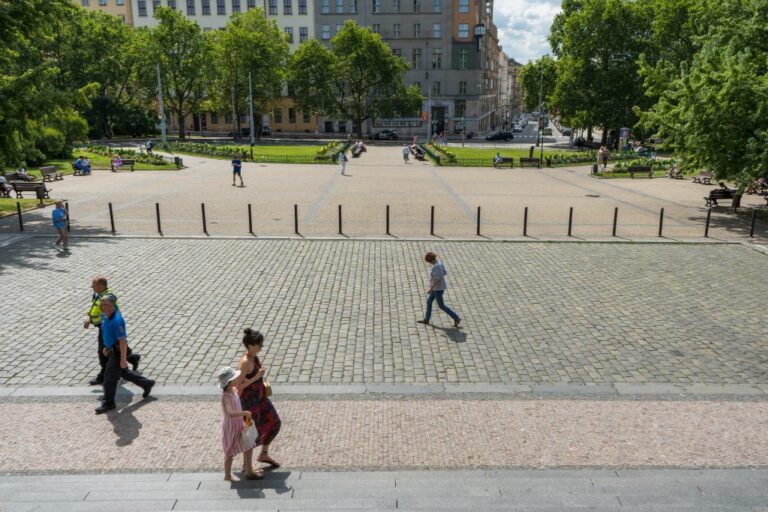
top-left (402, 144), bottom-right (410, 163)
top-left (217, 366), bottom-right (263, 481)
top-left (338, 150), bottom-right (347, 175)
top-left (417, 251), bottom-right (461, 327)
top-left (598, 146), bottom-right (609, 171)
top-left (52, 201), bottom-right (68, 251)
top-left (232, 155), bottom-right (244, 186)
top-left (95, 296), bottom-right (155, 414)
top-left (238, 328), bottom-right (281, 469)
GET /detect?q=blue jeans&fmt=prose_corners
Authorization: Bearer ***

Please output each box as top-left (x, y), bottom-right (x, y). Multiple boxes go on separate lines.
top-left (424, 290), bottom-right (459, 322)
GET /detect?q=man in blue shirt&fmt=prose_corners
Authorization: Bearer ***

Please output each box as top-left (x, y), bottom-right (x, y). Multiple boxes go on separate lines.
top-left (95, 296), bottom-right (156, 414)
top-left (232, 155), bottom-right (244, 187)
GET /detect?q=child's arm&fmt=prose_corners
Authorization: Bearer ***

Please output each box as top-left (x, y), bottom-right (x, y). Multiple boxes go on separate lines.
top-left (222, 395), bottom-right (252, 419)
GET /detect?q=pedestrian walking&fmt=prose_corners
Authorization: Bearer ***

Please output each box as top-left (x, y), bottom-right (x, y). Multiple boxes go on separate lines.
top-left (52, 201), bottom-right (68, 251)
top-left (238, 328), bottom-right (281, 468)
top-left (417, 251), bottom-right (461, 327)
top-left (85, 276), bottom-right (140, 386)
top-left (338, 150), bottom-right (347, 175)
top-left (402, 144), bottom-right (410, 163)
top-left (232, 155), bottom-right (244, 186)
top-left (217, 366), bottom-right (263, 481)
top-left (95, 296), bottom-right (155, 414)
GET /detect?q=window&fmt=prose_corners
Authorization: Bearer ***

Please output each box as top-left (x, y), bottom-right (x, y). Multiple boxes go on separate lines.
top-left (413, 81), bottom-right (421, 91)
top-left (299, 26), bottom-right (308, 42)
top-left (392, 48), bottom-right (402, 57)
top-left (458, 81), bottom-right (467, 95)
top-left (392, 0), bottom-right (399, 12)
top-left (232, 0), bottom-right (240, 12)
top-left (168, 0), bottom-right (176, 8)
top-left (458, 23), bottom-right (469, 38)
top-left (455, 99), bottom-right (466, 116)
top-left (138, 0), bottom-right (146, 15)
top-left (202, 0), bottom-right (210, 13)
top-left (303, 111), bottom-right (311, 123)
top-left (289, 108), bottom-right (297, 123)
top-left (217, 0), bottom-right (225, 14)
top-left (432, 23), bottom-right (441, 38)
top-left (458, 0), bottom-right (468, 12)
top-left (433, 0), bottom-right (440, 11)
top-left (299, 0), bottom-right (307, 13)
top-left (432, 81), bottom-right (440, 95)
top-left (284, 0), bottom-right (292, 14)
top-left (225, 113), bottom-right (233, 124)
top-left (248, 0), bottom-right (256, 8)
top-left (187, 0), bottom-right (196, 15)
top-left (274, 109), bottom-right (283, 123)
top-left (372, 23), bottom-right (381, 33)
top-left (336, 24), bottom-right (343, 33)
top-left (321, 24), bottom-right (330, 39)
top-left (432, 48), bottom-right (442, 69)
top-left (284, 27), bottom-right (294, 42)
top-left (321, 0), bottom-right (329, 13)
top-left (99, 0), bottom-right (107, 6)
top-left (411, 48), bottom-right (421, 69)
top-left (458, 48), bottom-right (468, 69)
top-left (413, 23), bottom-right (420, 37)
top-left (372, 0), bottom-right (381, 12)
top-left (336, 0), bottom-right (343, 12)
top-left (81, 0), bottom-right (89, 6)
top-left (349, 0), bottom-right (357, 12)
top-left (413, 0), bottom-right (420, 12)
top-left (117, 0), bottom-right (125, 4)
top-left (152, 0), bottom-right (160, 13)
top-left (393, 23), bottom-right (400, 38)
top-left (211, 112), bottom-right (219, 124)
top-left (268, 0), bottom-right (277, 13)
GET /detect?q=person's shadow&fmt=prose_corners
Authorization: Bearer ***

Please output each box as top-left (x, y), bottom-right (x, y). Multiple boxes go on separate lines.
top-left (229, 470), bottom-right (293, 499)
top-left (432, 325), bottom-right (467, 343)
top-left (107, 395), bottom-right (156, 447)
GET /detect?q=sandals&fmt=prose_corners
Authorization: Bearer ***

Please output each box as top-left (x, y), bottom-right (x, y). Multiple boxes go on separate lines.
top-left (258, 454), bottom-right (281, 468)
top-left (244, 469), bottom-right (264, 480)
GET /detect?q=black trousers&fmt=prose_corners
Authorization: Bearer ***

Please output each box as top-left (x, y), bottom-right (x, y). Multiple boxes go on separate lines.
top-left (102, 347), bottom-right (153, 406)
top-left (96, 326), bottom-right (136, 380)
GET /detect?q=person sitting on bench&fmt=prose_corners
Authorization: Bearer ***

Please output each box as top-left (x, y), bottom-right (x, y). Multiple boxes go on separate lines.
top-left (16, 166), bottom-right (34, 181)
top-left (0, 175), bottom-right (10, 195)
top-left (494, 153), bottom-right (503, 168)
top-left (75, 156), bottom-right (91, 176)
top-left (111, 155), bottom-right (122, 172)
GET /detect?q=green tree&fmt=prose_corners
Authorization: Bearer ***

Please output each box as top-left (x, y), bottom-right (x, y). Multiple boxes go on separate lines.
top-left (288, 21), bottom-right (421, 137)
top-left (518, 56), bottom-right (557, 113)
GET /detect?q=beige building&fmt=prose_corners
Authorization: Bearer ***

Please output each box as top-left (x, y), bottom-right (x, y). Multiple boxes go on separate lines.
top-left (75, 0), bottom-right (134, 25)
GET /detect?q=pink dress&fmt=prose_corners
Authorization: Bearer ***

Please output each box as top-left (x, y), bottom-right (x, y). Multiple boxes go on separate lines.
top-left (221, 389), bottom-right (246, 458)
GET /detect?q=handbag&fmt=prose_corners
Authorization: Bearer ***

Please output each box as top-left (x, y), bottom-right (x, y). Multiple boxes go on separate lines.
top-left (263, 380), bottom-right (273, 398)
top-left (242, 417), bottom-right (258, 448)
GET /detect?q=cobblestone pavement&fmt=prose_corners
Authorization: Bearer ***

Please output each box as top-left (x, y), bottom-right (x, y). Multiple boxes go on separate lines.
top-left (1, 237), bottom-right (766, 387)
top-left (1, 397), bottom-right (767, 474)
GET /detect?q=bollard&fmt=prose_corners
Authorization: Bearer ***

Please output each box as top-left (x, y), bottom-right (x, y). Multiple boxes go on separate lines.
top-left (704, 208), bottom-right (712, 238)
top-left (750, 208), bottom-right (757, 238)
top-left (294, 204), bottom-right (299, 235)
top-left (156, 203), bottom-right (162, 235)
top-left (65, 201), bottom-right (70, 233)
top-left (568, 207), bottom-right (573, 237)
top-left (523, 206), bottom-right (528, 236)
top-left (430, 206), bottom-right (435, 236)
top-left (476, 206), bottom-right (481, 236)
top-left (338, 204), bottom-right (343, 235)
top-left (248, 204), bottom-right (253, 235)
top-left (386, 205), bottom-right (390, 236)
top-left (612, 207), bottom-right (618, 237)
top-left (201, 203), bottom-right (208, 235)
top-left (109, 203), bottom-right (115, 234)
top-left (16, 202), bottom-right (23, 232)
top-left (658, 207), bottom-right (664, 237)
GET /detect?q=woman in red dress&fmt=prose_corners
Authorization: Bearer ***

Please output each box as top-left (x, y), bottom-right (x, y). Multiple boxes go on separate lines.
top-left (237, 328), bottom-right (281, 468)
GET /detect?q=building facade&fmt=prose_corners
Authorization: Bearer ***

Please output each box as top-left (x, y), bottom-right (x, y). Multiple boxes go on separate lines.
top-left (75, 0), bottom-right (134, 25)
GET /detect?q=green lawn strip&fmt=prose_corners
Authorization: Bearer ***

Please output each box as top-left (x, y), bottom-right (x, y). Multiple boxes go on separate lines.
top-left (3, 151), bottom-right (174, 178)
top-left (0, 198), bottom-right (55, 218)
top-left (594, 170), bottom-right (671, 179)
top-left (446, 147), bottom-right (591, 160)
top-left (170, 144), bottom-right (323, 160)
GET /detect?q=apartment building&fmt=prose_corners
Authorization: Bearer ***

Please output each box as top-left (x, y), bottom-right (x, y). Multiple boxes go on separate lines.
top-left (75, 0), bottom-right (134, 25)
top-left (507, 57), bottom-right (523, 120)
top-left (264, 0), bottom-right (316, 52)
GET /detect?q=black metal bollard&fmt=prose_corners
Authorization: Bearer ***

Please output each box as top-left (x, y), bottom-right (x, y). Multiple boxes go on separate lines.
top-left (750, 208), bottom-right (757, 238)
top-left (386, 205), bottom-right (390, 236)
top-left (658, 207), bottom-right (664, 237)
top-left (476, 206), bottom-right (481, 236)
top-left (612, 207), bottom-right (618, 237)
top-left (338, 204), bottom-right (343, 235)
top-left (65, 201), bottom-right (70, 232)
top-left (16, 202), bottom-right (23, 232)
top-left (705, 208), bottom-right (712, 238)
top-left (109, 203), bottom-right (115, 234)
top-left (248, 204), bottom-right (253, 235)
top-left (156, 203), bottom-right (162, 235)
top-left (430, 206), bottom-right (435, 236)
top-left (294, 204), bottom-right (299, 235)
top-left (523, 206), bottom-right (528, 236)
top-left (568, 207), bottom-right (574, 237)
top-left (201, 203), bottom-right (208, 235)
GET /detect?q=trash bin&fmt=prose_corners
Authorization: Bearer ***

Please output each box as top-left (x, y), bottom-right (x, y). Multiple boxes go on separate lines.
top-left (592, 163), bottom-right (599, 175)
top-left (174, 156), bottom-right (183, 168)
top-left (35, 185), bottom-right (46, 205)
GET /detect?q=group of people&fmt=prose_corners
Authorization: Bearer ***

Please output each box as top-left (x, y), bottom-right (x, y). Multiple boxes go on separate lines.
top-left (74, 156), bottom-right (92, 175)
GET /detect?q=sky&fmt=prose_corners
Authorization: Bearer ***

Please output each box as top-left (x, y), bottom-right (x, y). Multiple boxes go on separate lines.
top-left (494, 0), bottom-right (562, 64)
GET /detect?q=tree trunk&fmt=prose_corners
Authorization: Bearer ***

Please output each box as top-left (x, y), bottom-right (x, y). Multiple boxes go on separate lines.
top-left (177, 112), bottom-right (186, 140)
top-left (587, 126), bottom-right (593, 142)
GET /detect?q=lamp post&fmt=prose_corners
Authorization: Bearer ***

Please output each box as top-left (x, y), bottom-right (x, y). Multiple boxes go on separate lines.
top-left (536, 55), bottom-right (548, 164)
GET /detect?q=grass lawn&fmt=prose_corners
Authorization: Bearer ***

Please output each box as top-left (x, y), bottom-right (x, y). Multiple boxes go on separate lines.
top-left (594, 170), bottom-right (671, 179)
top-left (170, 144), bottom-right (323, 160)
top-left (0, 198), bottom-right (55, 218)
top-left (439, 146), bottom-right (592, 160)
top-left (3, 151), bottom-right (175, 179)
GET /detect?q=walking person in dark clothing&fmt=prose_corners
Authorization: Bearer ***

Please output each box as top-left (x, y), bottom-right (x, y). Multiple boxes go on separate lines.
top-left (417, 251), bottom-right (462, 327)
top-left (95, 296), bottom-right (155, 414)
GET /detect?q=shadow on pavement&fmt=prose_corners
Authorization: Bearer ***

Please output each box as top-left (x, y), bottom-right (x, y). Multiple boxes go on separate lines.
top-left (107, 396), bottom-right (156, 447)
top-left (686, 206), bottom-right (768, 241)
top-left (229, 470), bottom-right (293, 498)
top-left (0, 233), bottom-right (118, 275)
top-left (432, 325), bottom-right (467, 343)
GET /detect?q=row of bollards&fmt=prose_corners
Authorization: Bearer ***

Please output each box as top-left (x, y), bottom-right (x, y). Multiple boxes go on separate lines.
top-left (8, 202), bottom-right (763, 238)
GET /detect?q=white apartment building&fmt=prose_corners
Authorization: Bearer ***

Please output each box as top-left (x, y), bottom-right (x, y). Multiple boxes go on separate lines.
top-left (131, 0), bottom-right (261, 29)
top-left (265, 0), bottom-right (315, 52)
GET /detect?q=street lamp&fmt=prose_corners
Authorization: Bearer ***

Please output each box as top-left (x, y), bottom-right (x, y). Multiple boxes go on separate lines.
top-left (536, 54), bottom-right (548, 165)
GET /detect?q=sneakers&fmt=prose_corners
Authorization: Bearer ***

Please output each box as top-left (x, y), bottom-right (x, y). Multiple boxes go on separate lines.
top-left (142, 380), bottom-right (155, 399)
top-left (416, 319), bottom-right (430, 325)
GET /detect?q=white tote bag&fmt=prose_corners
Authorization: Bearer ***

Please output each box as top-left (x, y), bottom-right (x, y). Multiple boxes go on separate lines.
top-left (242, 417), bottom-right (258, 448)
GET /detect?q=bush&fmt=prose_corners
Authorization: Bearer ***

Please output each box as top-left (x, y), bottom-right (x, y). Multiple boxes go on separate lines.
top-left (85, 145), bottom-right (168, 166)
top-left (36, 127), bottom-right (68, 160)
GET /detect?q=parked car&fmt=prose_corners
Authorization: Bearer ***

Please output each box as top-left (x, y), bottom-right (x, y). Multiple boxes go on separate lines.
top-left (512, 125), bottom-right (523, 133)
top-left (260, 126), bottom-right (271, 136)
top-left (485, 132), bottom-right (514, 141)
top-left (369, 129), bottom-right (399, 140)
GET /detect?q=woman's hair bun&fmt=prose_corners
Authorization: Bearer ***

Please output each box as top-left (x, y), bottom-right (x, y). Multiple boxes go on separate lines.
top-left (244, 328), bottom-right (252, 335)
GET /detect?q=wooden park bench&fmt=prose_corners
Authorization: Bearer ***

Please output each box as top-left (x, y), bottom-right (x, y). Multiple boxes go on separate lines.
top-left (40, 165), bottom-right (63, 182)
top-left (11, 181), bottom-right (50, 199)
top-left (351, 146), bottom-right (364, 158)
top-left (519, 157), bottom-right (540, 168)
top-left (627, 165), bottom-right (653, 178)
top-left (692, 171), bottom-right (712, 185)
top-left (667, 166), bottom-right (684, 179)
top-left (493, 157), bottom-right (514, 168)
top-left (71, 163), bottom-right (84, 176)
top-left (704, 188), bottom-right (740, 210)
top-left (112, 159), bottom-right (136, 172)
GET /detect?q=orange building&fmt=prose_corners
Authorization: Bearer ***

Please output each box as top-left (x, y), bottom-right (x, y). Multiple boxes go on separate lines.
top-left (74, 0), bottom-right (133, 25)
